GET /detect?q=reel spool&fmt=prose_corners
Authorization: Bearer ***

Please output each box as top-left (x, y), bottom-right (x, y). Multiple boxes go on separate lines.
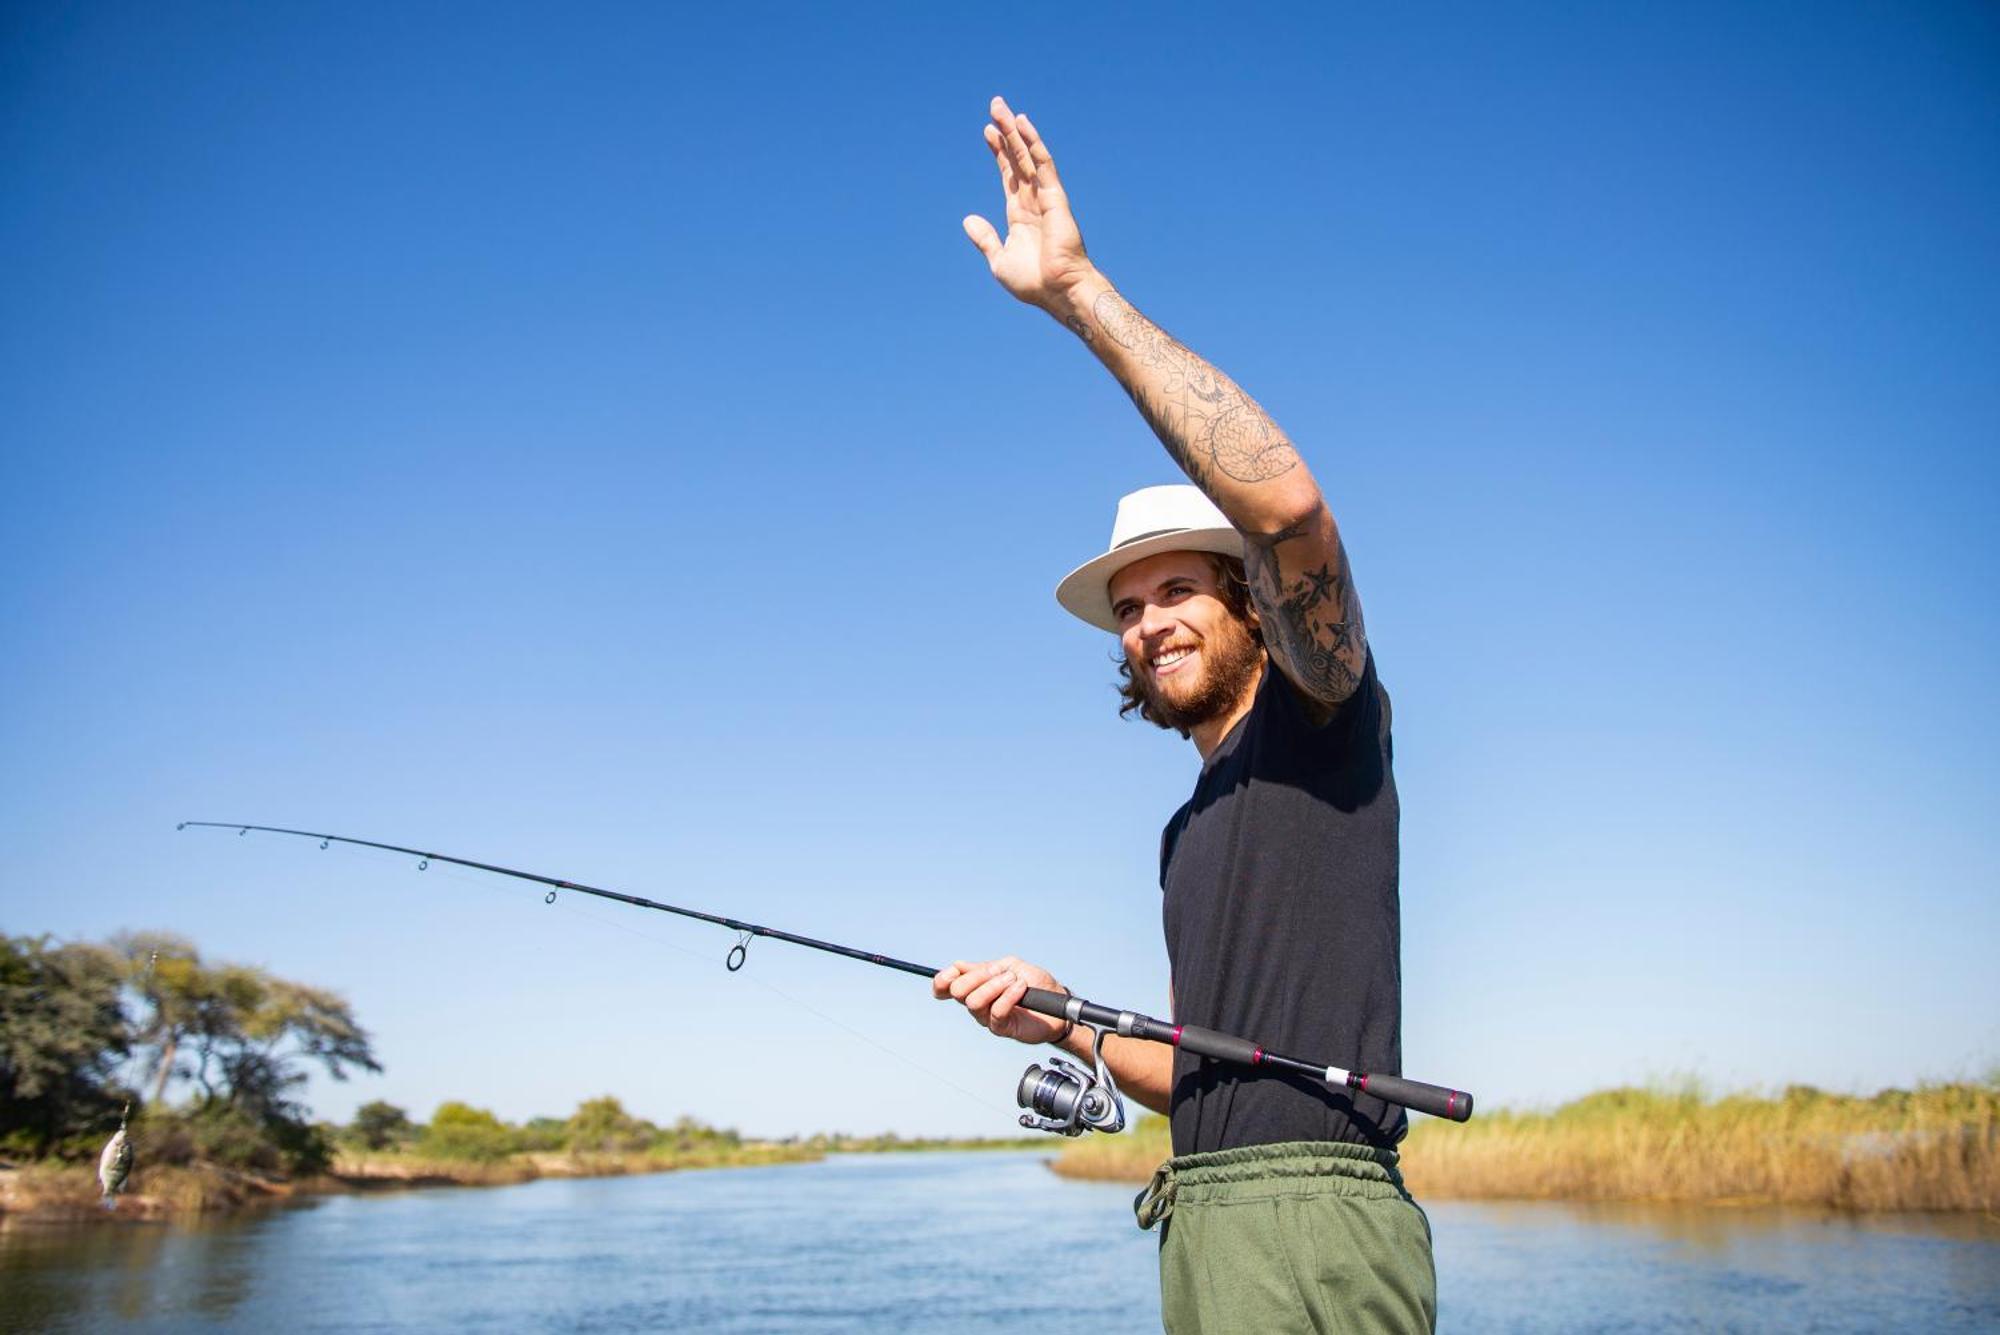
top-left (1015, 1025), bottom-right (1126, 1136)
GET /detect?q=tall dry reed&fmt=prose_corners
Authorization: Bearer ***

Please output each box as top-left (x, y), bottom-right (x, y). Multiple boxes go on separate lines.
top-left (1052, 1080), bottom-right (2000, 1211)
top-left (1400, 1080), bottom-right (1999, 1210)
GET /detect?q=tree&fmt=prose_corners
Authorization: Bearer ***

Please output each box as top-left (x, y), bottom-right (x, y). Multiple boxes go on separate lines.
top-left (117, 933), bottom-right (381, 1117)
top-left (515, 1115), bottom-right (568, 1152)
top-left (565, 1095), bottom-right (657, 1154)
top-left (422, 1102), bottom-right (515, 1162)
top-left (115, 931), bottom-right (382, 1175)
top-left (114, 931), bottom-right (206, 1107)
top-left (350, 1100), bottom-right (413, 1151)
top-left (0, 934), bottom-right (131, 1155)
top-left (221, 974), bottom-right (381, 1120)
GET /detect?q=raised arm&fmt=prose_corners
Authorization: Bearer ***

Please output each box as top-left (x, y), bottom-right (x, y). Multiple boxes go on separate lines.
top-left (963, 97), bottom-right (1367, 707)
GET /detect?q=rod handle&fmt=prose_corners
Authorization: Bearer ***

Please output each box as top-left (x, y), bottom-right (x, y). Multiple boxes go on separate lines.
top-left (1174, 1024), bottom-right (1261, 1067)
top-left (1018, 986), bottom-right (1072, 1021)
top-left (1018, 987), bottom-right (1130, 1035)
top-left (1355, 1072), bottom-right (1475, 1122)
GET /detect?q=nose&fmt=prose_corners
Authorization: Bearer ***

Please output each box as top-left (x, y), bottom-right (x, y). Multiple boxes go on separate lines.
top-left (1135, 599), bottom-right (1177, 643)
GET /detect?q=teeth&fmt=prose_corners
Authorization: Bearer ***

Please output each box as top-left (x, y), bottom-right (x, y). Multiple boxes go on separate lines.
top-left (1153, 647), bottom-right (1195, 667)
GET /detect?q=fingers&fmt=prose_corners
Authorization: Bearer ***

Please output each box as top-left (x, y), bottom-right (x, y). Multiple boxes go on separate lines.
top-left (964, 969), bottom-right (1017, 1016)
top-left (988, 98), bottom-right (1036, 193)
top-left (962, 214), bottom-right (1001, 259)
top-left (948, 958), bottom-right (1010, 1003)
top-left (940, 957), bottom-right (1022, 1028)
top-left (1014, 113), bottom-right (1063, 192)
top-left (982, 124), bottom-right (1016, 196)
top-left (989, 975), bottom-right (1029, 1023)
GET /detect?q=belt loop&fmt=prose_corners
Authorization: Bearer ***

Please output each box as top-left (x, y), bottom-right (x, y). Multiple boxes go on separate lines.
top-left (1134, 1160), bottom-right (1178, 1231)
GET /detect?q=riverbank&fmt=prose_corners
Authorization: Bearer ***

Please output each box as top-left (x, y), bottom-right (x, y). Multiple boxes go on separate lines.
top-left (0, 1134), bottom-right (1048, 1223)
top-left (0, 1159), bottom-right (314, 1221)
top-left (1051, 1080), bottom-right (2000, 1212)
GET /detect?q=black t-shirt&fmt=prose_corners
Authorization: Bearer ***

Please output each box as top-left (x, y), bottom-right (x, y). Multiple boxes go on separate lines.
top-left (1160, 651), bottom-right (1404, 1154)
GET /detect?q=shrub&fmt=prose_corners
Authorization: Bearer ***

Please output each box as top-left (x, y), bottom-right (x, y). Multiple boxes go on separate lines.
top-left (421, 1102), bottom-right (515, 1162)
top-left (347, 1100), bottom-right (414, 1151)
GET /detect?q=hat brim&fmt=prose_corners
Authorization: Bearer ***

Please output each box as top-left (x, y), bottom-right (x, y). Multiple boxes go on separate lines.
top-left (1054, 525), bottom-right (1246, 633)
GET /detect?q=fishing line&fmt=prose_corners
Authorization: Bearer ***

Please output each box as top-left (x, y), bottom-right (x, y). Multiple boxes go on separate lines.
top-left (184, 822), bottom-right (1477, 1133)
top-left (97, 951), bottom-right (156, 1210)
top-left (306, 835), bottom-right (1012, 1120)
top-left (547, 900), bottom-right (1015, 1120)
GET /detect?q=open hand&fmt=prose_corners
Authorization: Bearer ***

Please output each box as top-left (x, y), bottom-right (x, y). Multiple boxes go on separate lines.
top-left (932, 955), bottom-right (1069, 1046)
top-left (962, 97), bottom-right (1097, 311)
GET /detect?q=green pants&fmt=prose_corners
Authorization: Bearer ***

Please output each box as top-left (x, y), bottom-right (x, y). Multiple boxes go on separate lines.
top-left (1135, 1141), bottom-right (1437, 1334)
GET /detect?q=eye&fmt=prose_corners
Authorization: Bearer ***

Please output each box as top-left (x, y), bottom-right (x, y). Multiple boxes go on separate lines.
top-left (1114, 602), bottom-right (1140, 625)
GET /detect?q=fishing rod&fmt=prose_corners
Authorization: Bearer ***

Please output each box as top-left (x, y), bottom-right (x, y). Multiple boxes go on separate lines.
top-left (180, 822), bottom-right (1475, 1131)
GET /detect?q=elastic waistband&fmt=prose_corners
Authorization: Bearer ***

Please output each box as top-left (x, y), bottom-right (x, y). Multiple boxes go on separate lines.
top-left (1134, 1140), bottom-right (1408, 1230)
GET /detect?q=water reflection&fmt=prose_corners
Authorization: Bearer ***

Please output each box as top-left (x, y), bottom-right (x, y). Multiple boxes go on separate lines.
top-left (5, 1161), bottom-right (1998, 1333)
top-left (2, 1210), bottom-right (289, 1330)
top-left (1428, 1198), bottom-right (2000, 1333)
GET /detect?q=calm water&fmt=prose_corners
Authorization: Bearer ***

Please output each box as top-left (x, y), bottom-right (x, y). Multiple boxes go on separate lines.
top-left (4, 1152), bottom-right (1997, 1332)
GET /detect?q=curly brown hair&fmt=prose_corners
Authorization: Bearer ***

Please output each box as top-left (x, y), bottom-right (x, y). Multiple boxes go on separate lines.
top-left (1114, 553), bottom-right (1264, 736)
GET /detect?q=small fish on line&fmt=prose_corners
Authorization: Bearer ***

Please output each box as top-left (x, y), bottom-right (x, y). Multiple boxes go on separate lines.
top-left (98, 1122), bottom-right (133, 1210)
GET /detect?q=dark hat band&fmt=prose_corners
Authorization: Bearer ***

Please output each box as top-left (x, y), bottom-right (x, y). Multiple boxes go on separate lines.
top-left (1112, 526), bottom-right (1189, 550)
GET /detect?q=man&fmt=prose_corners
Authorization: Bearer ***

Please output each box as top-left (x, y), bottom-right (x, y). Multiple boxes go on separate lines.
top-left (932, 99), bottom-right (1437, 1332)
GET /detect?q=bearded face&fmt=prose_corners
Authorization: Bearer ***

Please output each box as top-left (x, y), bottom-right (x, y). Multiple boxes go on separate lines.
top-left (1110, 551), bottom-right (1266, 738)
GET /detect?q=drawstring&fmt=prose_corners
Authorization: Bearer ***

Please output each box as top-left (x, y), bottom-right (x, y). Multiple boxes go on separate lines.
top-left (1134, 1159), bottom-right (1178, 1230)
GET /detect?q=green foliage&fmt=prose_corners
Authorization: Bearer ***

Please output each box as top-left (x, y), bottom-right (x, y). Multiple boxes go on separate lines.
top-left (109, 930), bottom-right (380, 1175)
top-left (421, 1101), bottom-right (516, 1162)
top-left (515, 1116), bottom-right (568, 1152)
top-left (0, 934), bottom-right (133, 1156)
top-left (348, 1100), bottom-right (414, 1151)
top-left (1, 928), bottom-right (380, 1177)
top-left (115, 931), bottom-right (381, 1119)
top-left (669, 1113), bottom-right (739, 1150)
top-left (107, 1102), bottom-right (335, 1177)
top-left (565, 1095), bottom-right (658, 1154)
top-left (200, 1105), bottom-right (330, 1174)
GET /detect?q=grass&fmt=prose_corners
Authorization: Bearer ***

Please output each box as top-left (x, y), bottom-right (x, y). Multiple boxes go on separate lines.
top-left (330, 1140), bottom-right (822, 1188)
top-left (0, 1159), bottom-right (311, 1219)
top-left (1048, 1115), bottom-right (1171, 1183)
top-left (0, 1135), bottom-right (1034, 1221)
top-left (0, 1141), bottom-right (829, 1219)
top-left (1051, 1079), bottom-right (2000, 1212)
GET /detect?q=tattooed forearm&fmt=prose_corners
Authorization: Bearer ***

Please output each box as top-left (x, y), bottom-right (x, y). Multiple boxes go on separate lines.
top-left (1069, 283), bottom-right (1366, 703)
top-left (1090, 291), bottom-right (1299, 487)
top-left (1245, 520), bottom-right (1367, 706)
top-left (1125, 384), bottom-right (1212, 489)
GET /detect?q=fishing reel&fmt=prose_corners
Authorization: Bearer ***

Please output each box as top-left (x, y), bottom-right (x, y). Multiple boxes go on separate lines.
top-left (1015, 1024), bottom-right (1126, 1136)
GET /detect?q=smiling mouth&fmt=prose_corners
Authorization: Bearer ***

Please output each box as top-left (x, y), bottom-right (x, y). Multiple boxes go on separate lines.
top-left (1150, 645), bottom-right (1198, 675)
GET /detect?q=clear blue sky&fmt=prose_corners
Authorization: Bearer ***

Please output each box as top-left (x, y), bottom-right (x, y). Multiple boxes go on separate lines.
top-left (3, 2), bottom-right (1995, 1138)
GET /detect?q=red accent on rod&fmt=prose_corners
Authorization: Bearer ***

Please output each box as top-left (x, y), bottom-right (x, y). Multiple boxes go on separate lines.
top-left (1447, 1093), bottom-right (1461, 1117)
top-left (1170, 1025), bottom-right (1183, 1046)
top-left (1356, 1074), bottom-right (1371, 1091)
top-left (1251, 1047), bottom-right (1265, 1065)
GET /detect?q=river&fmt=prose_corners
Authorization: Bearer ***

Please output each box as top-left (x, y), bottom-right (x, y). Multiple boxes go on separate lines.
top-left (3, 1151), bottom-right (1996, 1331)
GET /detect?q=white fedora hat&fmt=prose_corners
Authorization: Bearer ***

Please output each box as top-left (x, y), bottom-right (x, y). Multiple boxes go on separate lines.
top-left (1056, 485), bottom-right (1244, 633)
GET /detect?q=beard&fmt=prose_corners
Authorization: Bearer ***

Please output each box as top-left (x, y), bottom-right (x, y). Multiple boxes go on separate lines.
top-left (1130, 612), bottom-right (1266, 736)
